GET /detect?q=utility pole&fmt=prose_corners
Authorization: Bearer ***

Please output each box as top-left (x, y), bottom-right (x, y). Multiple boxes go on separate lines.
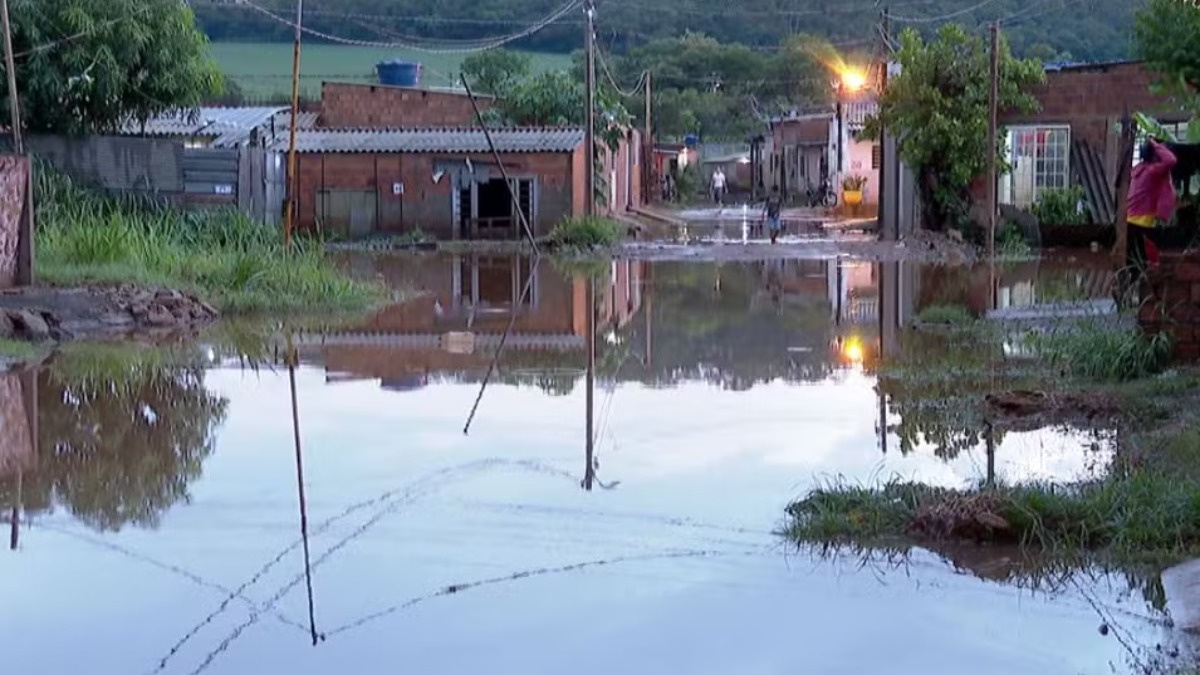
top-left (2, 0), bottom-right (32, 286)
top-left (584, 0), bottom-right (596, 216)
top-left (282, 0), bottom-right (304, 248)
top-left (986, 22), bottom-right (1000, 262)
top-left (644, 69), bottom-right (652, 206)
top-left (878, 7), bottom-right (890, 239)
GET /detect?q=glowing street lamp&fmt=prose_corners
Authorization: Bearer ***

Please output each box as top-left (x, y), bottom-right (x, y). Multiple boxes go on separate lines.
top-left (839, 68), bottom-right (867, 93)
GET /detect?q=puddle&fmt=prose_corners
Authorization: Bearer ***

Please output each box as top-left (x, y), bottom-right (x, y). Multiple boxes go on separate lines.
top-left (0, 251), bottom-right (1191, 675)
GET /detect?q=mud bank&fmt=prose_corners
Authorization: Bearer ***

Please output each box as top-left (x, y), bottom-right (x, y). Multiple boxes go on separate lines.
top-left (0, 284), bottom-right (219, 346)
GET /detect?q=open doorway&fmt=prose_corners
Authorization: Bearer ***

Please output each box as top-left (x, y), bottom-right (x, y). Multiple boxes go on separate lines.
top-left (468, 177), bottom-right (536, 240)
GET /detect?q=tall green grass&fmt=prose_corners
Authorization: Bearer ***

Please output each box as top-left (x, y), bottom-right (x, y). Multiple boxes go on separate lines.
top-left (34, 168), bottom-right (386, 314)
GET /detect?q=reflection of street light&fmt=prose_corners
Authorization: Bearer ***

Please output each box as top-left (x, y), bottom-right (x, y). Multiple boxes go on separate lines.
top-left (843, 336), bottom-right (864, 364)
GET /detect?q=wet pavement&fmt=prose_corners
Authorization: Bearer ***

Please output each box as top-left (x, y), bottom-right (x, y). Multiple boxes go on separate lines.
top-left (0, 251), bottom-right (1193, 674)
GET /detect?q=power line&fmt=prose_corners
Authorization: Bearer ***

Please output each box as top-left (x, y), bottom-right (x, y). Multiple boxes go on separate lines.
top-left (232, 0), bottom-right (582, 53)
top-left (889, 0), bottom-right (1006, 23)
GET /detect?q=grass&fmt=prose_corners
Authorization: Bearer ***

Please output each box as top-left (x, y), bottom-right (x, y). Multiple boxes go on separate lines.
top-left (1032, 320), bottom-right (1173, 382)
top-left (915, 303), bottom-right (974, 326)
top-left (34, 167), bottom-right (387, 315)
top-left (0, 338), bottom-right (44, 360)
top-left (209, 42), bottom-right (570, 99)
top-left (787, 464), bottom-right (1200, 561)
top-left (547, 216), bottom-right (625, 251)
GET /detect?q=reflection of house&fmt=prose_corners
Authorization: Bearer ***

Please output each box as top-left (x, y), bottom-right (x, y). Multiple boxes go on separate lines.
top-left (298, 255), bottom-right (646, 385)
top-left (767, 95), bottom-right (881, 209)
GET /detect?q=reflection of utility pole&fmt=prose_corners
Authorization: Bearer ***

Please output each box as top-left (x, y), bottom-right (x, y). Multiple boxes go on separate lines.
top-left (644, 264), bottom-right (652, 368)
top-left (287, 337), bottom-right (319, 645)
top-left (584, 275), bottom-right (596, 491)
top-left (985, 422), bottom-right (996, 488)
top-left (9, 469), bottom-right (18, 550)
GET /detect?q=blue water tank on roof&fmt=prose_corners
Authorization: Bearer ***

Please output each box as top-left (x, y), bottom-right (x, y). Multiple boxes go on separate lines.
top-left (376, 60), bottom-right (422, 87)
top-left (684, 134), bottom-right (699, 147)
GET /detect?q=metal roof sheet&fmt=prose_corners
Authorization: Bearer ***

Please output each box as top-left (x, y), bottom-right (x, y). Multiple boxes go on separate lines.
top-left (270, 127), bottom-right (586, 154)
top-left (123, 106), bottom-right (286, 142)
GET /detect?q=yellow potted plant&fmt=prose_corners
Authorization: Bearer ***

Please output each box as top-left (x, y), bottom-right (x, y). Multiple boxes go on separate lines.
top-left (842, 174), bottom-right (867, 207)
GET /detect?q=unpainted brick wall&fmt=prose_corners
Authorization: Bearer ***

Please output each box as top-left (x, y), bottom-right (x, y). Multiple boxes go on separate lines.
top-left (320, 82), bottom-right (494, 129)
top-left (1140, 251), bottom-right (1200, 361)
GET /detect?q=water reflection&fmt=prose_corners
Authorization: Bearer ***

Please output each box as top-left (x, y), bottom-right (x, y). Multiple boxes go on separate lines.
top-left (0, 251), bottom-right (1164, 675)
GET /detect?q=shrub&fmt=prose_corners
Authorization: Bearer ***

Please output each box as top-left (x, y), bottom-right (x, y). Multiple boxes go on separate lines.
top-left (548, 216), bottom-right (624, 250)
top-left (916, 303), bottom-right (974, 326)
top-left (1032, 322), bottom-right (1173, 382)
top-left (1031, 185), bottom-right (1088, 226)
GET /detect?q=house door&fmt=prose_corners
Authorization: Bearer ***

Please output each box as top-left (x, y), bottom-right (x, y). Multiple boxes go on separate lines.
top-left (318, 189), bottom-right (377, 237)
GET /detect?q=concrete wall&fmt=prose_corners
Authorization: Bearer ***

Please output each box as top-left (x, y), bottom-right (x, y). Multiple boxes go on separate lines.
top-left (26, 134), bottom-right (184, 198)
top-left (320, 82), bottom-right (493, 128)
top-left (295, 150), bottom-right (578, 239)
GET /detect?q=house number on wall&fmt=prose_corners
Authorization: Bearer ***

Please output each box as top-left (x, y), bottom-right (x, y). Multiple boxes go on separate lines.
top-left (393, 182), bottom-right (404, 195)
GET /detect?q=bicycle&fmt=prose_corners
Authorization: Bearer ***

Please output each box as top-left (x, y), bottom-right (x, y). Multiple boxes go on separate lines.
top-left (806, 178), bottom-right (837, 208)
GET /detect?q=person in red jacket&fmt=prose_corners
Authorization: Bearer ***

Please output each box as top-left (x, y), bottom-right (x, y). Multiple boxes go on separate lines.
top-left (1126, 138), bottom-right (1177, 270)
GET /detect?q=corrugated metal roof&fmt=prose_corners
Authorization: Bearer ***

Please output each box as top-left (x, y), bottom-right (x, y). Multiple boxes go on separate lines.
top-left (123, 106), bottom-right (286, 143)
top-left (269, 127), bottom-right (586, 154)
top-left (274, 110), bottom-right (319, 129)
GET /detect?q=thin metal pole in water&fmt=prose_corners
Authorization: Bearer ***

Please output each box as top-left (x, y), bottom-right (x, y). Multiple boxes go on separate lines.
top-left (584, 274), bottom-right (596, 491)
top-left (460, 75), bottom-right (538, 251)
top-left (287, 336), bottom-right (319, 645)
top-left (462, 254), bottom-right (542, 435)
top-left (282, 0), bottom-right (304, 248)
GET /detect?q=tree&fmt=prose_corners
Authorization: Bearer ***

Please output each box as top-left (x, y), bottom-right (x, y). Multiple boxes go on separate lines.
top-left (8, 0), bottom-right (223, 135)
top-left (461, 49), bottom-right (531, 97)
top-left (1134, 0), bottom-right (1200, 112)
top-left (864, 24), bottom-right (1044, 232)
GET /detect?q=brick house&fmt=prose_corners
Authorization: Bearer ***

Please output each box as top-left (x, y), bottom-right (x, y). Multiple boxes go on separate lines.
top-left (280, 127), bottom-right (589, 239)
top-left (767, 94), bottom-right (881, 210)
top-left (991, 60), bottom-right (1188, 213)
top-left (319, 81), bottom-right (495, 128)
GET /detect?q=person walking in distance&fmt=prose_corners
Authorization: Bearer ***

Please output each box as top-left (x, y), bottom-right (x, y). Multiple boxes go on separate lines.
top-left (763, 185), bottom-right (784, 244)
top-left (1127, 137), bottom-right (1177, 274)
top-left (711, 167), bottom-right (727, 205)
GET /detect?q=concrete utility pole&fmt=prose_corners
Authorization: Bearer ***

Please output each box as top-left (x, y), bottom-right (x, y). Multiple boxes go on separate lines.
top-left (282, 0), bottom-right (304, 247)
top-left (1, 0), bottom-right (21, 156)
top-left (584, 0), bottom-right (596, 216)
top-left (986, 22), bottom-right (1000, 263)
top-left (878, 7), bottom-right (889, 239)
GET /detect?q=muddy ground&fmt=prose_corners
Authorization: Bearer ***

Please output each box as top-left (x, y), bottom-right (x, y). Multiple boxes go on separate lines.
top-left (0, 284), bottom-right (219, 345)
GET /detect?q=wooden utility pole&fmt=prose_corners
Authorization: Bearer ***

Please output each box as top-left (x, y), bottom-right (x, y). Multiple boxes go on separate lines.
top-left (1112, 111), bottom-right (1136, 268)
top-left (644, 69), bottom-right (652, 206)
top-left (877, 7), bottom-right (890, 239)
top-left (986, 22), bottom-right (1000, 262)
top-left (282, 0), bottom-right (304, 247)
top-left (584, 0), bottom-right (596, 216)
top-left (2, 0), bottom-right (32, 286)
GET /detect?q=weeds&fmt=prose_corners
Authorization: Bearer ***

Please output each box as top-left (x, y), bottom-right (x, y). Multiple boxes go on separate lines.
top-left (0, 338), bottom-right (44, 360)
top-left (787, 469), bottom-right (1200, 560)
top-left (547, 216), bottom-right (624, 250)
top-left (915, 303), bottom-right (974, 326)
top-left (1030, 185), bottom-right (1088, 226)
top-left (1032, 321), bottom-right (1173, 382)
top-left (34, 168), bottom-right (386, 314)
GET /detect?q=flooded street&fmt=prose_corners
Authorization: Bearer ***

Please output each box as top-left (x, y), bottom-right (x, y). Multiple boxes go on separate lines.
top-left (0, 251), bottom-right (1190, 674)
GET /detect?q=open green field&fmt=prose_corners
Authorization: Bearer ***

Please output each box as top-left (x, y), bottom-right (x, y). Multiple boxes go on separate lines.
top-left (208, 42), bottom-right (572, 100)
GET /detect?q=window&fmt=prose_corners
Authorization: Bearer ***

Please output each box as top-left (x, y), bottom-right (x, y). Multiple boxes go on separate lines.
top-left (871, 144), bottom-right (881, 170)
top-left (1000, 125), bottom-right (1070, 208)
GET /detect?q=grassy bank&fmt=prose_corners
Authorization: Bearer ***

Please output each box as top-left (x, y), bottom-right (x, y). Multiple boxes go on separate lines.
top-left (789, 309), bottom-right (1200, 562)
top-left (35, 169), bottom-right (386, 314)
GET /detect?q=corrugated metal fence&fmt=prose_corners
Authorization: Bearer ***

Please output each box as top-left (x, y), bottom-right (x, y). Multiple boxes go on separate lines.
top-left (12, 134), bottom-right (282, 227)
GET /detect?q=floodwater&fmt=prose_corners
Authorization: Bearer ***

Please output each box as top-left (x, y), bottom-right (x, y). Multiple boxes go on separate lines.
top-left (1, 251), bottom-right (1194, 674)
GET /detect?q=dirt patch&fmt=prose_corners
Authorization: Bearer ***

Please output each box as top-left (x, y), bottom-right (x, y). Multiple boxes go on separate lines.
top-left (984, 389), bottom-right (1121, 432)
top-left (908, 492), bottom-right (1014, 542)
top-left (0, 284), bottom-right (219, 343)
